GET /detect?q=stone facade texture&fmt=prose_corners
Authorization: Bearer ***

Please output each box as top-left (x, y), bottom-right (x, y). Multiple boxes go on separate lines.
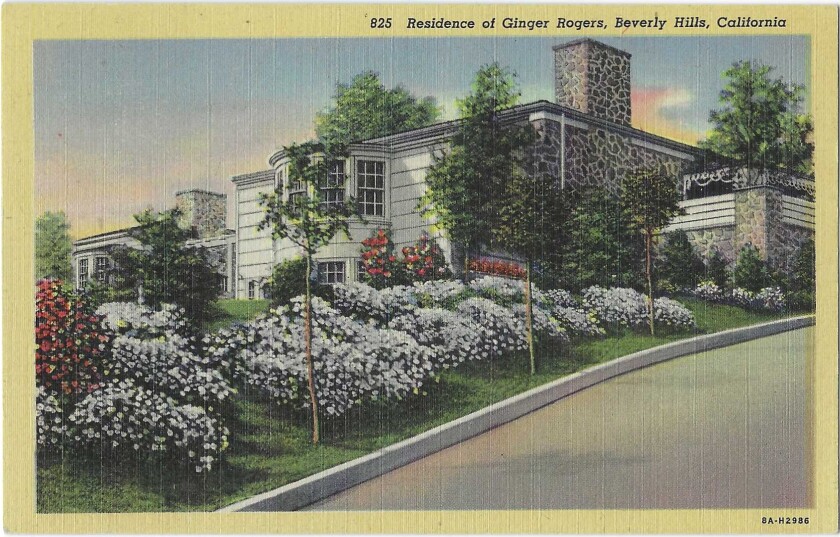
top-left (176, 190), bottom-right (227, 239)
top-left (554, 40), bottom-right (632, 126)
top-left (529, 118), bottom-right (689, 196)
top-left (686, 227), bottom-right (737, 264)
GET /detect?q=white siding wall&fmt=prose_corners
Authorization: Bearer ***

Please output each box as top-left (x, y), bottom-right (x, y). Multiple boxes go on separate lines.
top-left (782, 195), bottom-right (815, 229)
top-left (667, 194), bottom-right (736, 232)
top-left (236, 179), bottom-right (274, 298)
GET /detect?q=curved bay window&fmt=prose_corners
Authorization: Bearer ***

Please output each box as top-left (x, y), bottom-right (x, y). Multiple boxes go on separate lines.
top-left (319, 161), bottom-right (346, 209)
top-left (357, 160), bottom-right (385, 217)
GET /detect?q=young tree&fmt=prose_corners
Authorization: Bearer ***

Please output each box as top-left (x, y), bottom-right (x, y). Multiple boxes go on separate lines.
top-left (259, 142), bottom-right (355, 445)
top-left (315, 71), bottom-right (440, 151)
top-left (700, 61), bottom-right (813, 175)
top-left (705, 249), bottom-right (731, 289)
top-left (622, 169), bottom-right (682, 335)
top-left (421, 63), bottom-right (530, 282)
top-left (109, 209), bottom-right (220, 321)
top-left (658, 230), bottom-right (705, 291)
top-left (35, 212), bottom-right (73, 282)
top-left (493, 168), bottom-right (564, 374)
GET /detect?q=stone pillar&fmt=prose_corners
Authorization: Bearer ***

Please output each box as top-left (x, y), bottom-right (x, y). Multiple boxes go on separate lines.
top-left (733, 169), bottom-right (785, 270)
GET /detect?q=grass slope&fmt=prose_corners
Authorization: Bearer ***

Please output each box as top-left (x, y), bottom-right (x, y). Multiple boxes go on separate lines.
top-left (37, 298), bottom-right (791, 512)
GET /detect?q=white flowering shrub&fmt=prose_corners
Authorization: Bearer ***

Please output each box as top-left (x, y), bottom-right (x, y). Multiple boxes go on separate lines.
top-left (581, 286), bottom-right (695, 331)
top-left (691, 281), bottom-right (725, 303)
top-left (332, 282), bottom-right (417, 323)
top-left (389, 308), bottom-right (491, 366)
top-left (212, 297), bottom-right (437, 417)
top-left (541, 288), bottom-right (577, 309)
top-left (96, 302), bottom-right (190, 338)
top-left (753, 287), bottom-right (786, 313)
top-left (581, 286), bottom-right (649, 328)
top-left (455, 298), bottom-right (528, 356)
top-left (69, 379), bottom-right (228, 473)
top-left (728, 287), bottom-right (755, 309)
top-left (509, 303), bottom-right (569, 344)
top-left (652, 297), bottom-right (697, 329)
top-left (549, 305), bottom-right (604, 338)
top-left (410, 280), bottom-right (467, 308)
top-left (36, 386), bottom-right (66, 448)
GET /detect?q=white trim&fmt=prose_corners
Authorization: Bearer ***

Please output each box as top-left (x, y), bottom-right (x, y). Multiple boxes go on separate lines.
top-left (630, 137), bottom-right (695, 160)
top-left (528, 110), bottom-right (589, 130)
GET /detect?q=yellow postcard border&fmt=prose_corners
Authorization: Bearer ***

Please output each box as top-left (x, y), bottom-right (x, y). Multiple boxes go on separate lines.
top-left (3, 3), bottom-right (838, 533)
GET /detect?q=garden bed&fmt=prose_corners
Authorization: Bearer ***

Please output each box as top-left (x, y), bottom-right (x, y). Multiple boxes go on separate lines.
top-left (37, 297), bottom-right (790, 513)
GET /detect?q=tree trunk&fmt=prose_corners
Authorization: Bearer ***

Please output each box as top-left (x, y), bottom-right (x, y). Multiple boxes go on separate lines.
top-left (645, 231), bottom-right (655, 336)
top-left (304, 252), bottom-right (320, 445)
top-left (524, 259), bottom-right (536, 375)
top-left (462, 244), bottom-right (470, 284)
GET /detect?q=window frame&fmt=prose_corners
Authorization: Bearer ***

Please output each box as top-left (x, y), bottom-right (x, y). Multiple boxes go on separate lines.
top-left (319, 160), bottom-right (347, 210)
top-left (94, 256), bottom-right (109, 282)
top-left (356, 159), bottom-right (386, 217)
top-left (78, 258), bottom-right (89, 287)
top-left (317, 261), bottom-right (346, 285)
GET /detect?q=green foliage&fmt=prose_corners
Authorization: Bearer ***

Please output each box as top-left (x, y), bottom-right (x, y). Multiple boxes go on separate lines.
top-left (421, 63), bottom-right (532, 268)
top-left (266, 257), bottom-right (309, 306)
top-left (35, 212), bottom-right (73, 282)
top-left (622, 168), bottom-right (683, 334)
top-left (539, 189), bottom-right (642, 292)
top-left (787, 238), bottom-right (815, 311)
top-left (704, 249), bottom-right (731, 289)
top-left (108, 209), bottom-right (220, 322)
top-left (315, 71), bottom-right (440, 151)
top-left (657, 230), bottom-right (705, 290)
top-left (731, 244), bottom-right (773, 293)
top-left (700, 61), bottom-right (813, 175)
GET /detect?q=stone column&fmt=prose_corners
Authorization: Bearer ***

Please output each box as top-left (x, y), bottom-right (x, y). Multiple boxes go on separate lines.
top-left (733, 169), bottom-right (785, 270)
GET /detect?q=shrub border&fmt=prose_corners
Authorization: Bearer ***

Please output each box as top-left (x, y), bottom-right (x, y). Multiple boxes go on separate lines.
top-left (218, 315), bottom-right (814, 512)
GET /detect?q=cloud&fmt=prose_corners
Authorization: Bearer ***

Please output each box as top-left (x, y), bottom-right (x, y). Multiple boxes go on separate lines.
top-left (631, 86), bottom-right (702, 145)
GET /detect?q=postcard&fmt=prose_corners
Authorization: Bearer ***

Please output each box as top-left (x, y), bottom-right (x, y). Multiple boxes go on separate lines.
top-left (4, 3), bottom-right (838, 533)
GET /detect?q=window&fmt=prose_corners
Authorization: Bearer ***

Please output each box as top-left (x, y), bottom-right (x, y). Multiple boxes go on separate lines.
top-left (318, 261), bottom-right (346, 284)
top-left (95, 256), bottom-right (109, 282)
top-left (218, 275), bottom-right (228, 293)
top-left (319, 161), bottom-right (346, 209)
top-left (287, 168), bottom-right (306, 210)
top-left (78, 258), bottom-right (89, 287)
top-left (357, 260), bottom-right (367, 280)
top-left (357, 160), bottom-right (385, 216)
top-left (248, 281), bottom-right (256, 299)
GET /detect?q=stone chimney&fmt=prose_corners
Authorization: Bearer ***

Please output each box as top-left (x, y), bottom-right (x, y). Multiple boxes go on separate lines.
top-left (553, 39), bottom-right (632, 126)
top-left (175, 189), bottom-right (227, 239)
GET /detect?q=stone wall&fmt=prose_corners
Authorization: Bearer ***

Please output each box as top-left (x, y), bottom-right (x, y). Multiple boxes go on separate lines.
top-left (554, 39), bottom-right (632, 126)
top-left (530, 119), bottom-right (689, 195)
top-left (685, 226), bottom-right (736, 263)
top-left (176, 190), bottom-right (227, 239)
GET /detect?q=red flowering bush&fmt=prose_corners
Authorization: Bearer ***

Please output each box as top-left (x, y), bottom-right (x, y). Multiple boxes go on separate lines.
top-left (360, 229), bottom-right (406, 289)
top-left (35, 279), bottom-right (110, 396)
top-left (401, 233), bottom-right (452, 282)
top-left (468, 258), bottom-right (526, 279)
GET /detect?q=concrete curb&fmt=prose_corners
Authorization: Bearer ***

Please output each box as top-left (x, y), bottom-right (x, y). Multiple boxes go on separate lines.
top-left (218, 315), bottom-right (814, 512)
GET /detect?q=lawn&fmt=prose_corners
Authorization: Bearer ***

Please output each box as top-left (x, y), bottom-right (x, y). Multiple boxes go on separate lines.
top-left (37, 298), bottom-right (797, 513)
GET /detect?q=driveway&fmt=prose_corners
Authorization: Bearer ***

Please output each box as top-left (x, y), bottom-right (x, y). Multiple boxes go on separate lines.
top-left (308, 326), bottom-right (812, 510)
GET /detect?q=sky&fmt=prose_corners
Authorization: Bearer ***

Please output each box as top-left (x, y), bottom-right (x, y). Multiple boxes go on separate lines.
top-left (34, 36), bottom-right (809, 239)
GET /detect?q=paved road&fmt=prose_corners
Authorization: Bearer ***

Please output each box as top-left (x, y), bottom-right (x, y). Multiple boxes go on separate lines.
top-left (308, 327), bottom-right (812, 510)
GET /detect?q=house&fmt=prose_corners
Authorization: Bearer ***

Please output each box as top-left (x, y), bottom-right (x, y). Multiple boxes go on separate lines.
top-left (233, 38), bottom-right (814, 298)
top-left (72, 39), bottom-right (815, 300)
top-left (72, 189), bottom-right (236, 297)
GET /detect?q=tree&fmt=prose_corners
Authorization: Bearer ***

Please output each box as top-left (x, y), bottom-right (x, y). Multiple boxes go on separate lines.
top-left (658, 230), bottom-right (705, 291)
top-left (259, 142), bottom-right (356, 445)
top-left (732, 243), bottom-right (772, 293)
top-left (315, 71), bottom-right (440, 151)
top-left (421, 63), bottom-right (530, 282)
top-left (265, 257), bottom-right (309, 306)
top-left (700, 61), bottom-right (813, 175)
top-left (705, 249), bottom-right (731, 289)
top-left (109, 209), bottom-right (220, 321)
top-left (542, 189), bottom-right (643, 292)
top-left (35, 212), bottom-right (73, 282)
top-left (493, 168), bottom-right (564, 375)
top-left (622, 169), bottom-right (682, 335)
